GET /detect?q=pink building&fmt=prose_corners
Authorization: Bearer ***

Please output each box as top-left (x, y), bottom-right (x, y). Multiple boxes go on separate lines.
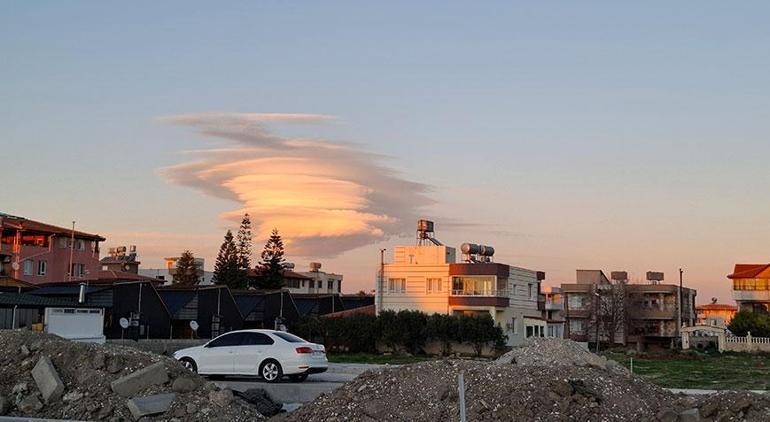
top-left (0, 212), bottom-right (105, 285)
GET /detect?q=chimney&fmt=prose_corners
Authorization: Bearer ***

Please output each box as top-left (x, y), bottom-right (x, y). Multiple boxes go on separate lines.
top-left (78, 283), bottom-right (86, 304)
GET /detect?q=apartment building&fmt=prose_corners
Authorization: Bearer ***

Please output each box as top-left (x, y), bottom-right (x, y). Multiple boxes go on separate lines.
top-left (294, 262), bottom-right (343, 294)
top-left (377, 232), bottom-right (545, 346)
top-left (727, 264), bottom-right (770, 313)
top-left (562, 270), bottom-right (696, 347)
top-left (696, 299), bottom-right (736, 327)
top-left (0, 213), bottom-right (104, 284)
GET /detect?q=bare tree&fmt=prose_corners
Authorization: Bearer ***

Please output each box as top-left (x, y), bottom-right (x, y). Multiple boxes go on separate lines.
top-left (599, 282), bottom-right (628, 345)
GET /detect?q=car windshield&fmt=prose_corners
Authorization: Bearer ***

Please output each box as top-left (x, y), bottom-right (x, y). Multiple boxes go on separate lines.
top-left (273, 332), bottom-right (307, 343)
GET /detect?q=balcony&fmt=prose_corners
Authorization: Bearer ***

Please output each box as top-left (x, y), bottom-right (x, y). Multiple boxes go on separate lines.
top-left (629, 308), bottom-right (677, 320)
top-left (449, 289), bottom-right (509, 307)
top-left (733, 290), bottom-right (770, 302)
top-left (545, 300), bottom-right (563, 311)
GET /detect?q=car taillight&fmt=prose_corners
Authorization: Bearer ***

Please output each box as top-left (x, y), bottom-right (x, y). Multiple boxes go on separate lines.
top-left (296, 347), bottom-right (313, 354)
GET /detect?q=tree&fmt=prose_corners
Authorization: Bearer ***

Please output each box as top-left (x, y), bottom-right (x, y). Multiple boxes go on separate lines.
top-left (427, 313), bottom-right (459, 355)
top-left (256, 228), bottom-right (285, 289)
top-left (459, 314), bottom-right (506, 357)
top-left (212, 230), bottom-right (243, 289)
top-left (598, 283), bottom-right (628, 345)
top-left (728, 311), bottom-right (770, 337)
top-left (235, 214), bottom-right (253, 285)
top-left (173, 250), bottom-right (199, 286)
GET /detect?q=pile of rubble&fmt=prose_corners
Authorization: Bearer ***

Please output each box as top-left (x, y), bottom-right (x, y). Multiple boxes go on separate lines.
top-left (0, 330), bottom-right (266, 421)
top-left (286, 338), bottom-right (770, 421)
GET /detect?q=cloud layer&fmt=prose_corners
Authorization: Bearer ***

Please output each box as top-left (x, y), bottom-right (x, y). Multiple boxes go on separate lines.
top-left (160, 112), bottom-right (432, 257)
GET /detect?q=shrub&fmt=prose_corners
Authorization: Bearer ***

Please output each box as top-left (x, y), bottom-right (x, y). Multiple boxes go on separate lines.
top-left (396, 310), bottom-right (429, 355)
top-left (458, 314), bottom-right (507, 357)
top-left (427, 313), bottom-right (459, 355)
top-left (728, 310), bottom-right (770, 337)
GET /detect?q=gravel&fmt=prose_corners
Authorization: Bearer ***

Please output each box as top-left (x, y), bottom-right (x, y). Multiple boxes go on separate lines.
top-left (0, 330), bottom-right (265, 421)
top-left (284, 338), bottom-right (770, 421)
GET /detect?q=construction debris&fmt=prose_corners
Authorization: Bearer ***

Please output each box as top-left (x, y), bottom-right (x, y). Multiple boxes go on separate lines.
top-left (0, 330), bottom-right (265, 421)
top-left (286, 338), bottom-right (770, 421)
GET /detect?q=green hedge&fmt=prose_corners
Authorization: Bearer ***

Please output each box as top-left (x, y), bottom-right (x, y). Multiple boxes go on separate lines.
top-left (292, 310), bottom-right (506, 357)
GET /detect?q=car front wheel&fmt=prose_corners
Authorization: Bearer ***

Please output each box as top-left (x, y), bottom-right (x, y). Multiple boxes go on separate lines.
top-left (180, 357), bottom-right (197, 373)
top-left (260, 360), bottom-right (283, 383)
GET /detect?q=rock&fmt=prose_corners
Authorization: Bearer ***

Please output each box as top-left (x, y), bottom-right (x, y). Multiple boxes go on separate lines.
top-left (0, 395), bottom-right (9, 416)
top-left (700, 401), bottom-right (719, 417)
top-left (63, 391), bottom-right (84, 402)
top-left (106, 356), bottom-right (123, 374)
top-left (552, 380), bottom-right (574, 397)
top-left (171, 376), bottom-right (198, 393)
top-left (234, 388), bottom-right (282, 417)
top-left (20, 345), bottom-right (31, 357)
top-left (20, 357), bottom-right (36, 370)
top-left (18, 394), bottom-right (43, 414)
top-left (12, 382), bottom-right (28, 395)
top-left (656, 409), bottom-right (678, 422)
top-left (186, 403), bottom-right (198, 414)
top-left (125, 393), bottom-right (176, 421)
top-left (31, 355), bottom-right (65, 403)
top-left (110, 362), bottom-right (169, 397)
top-left (209, 389), bottom-right (234, 407)
top-left (679, 408), bottom-right (701, 422)
top-left (731, 397), bottom-right (751, 413)
top-left (91, 352), bottom-right (106, 370)
top-left (96, 404), bottom-right (113, 420)
top-left (172, 406), bottom-right (186, 417)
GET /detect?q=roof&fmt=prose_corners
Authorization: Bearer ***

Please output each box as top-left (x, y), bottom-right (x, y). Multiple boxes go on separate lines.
top-left (246, 268), bottom-right (312, 280)
top-left (727, 264), bottom-right (770, 279)
top-left (321, 304), bottom-right (376, 319)
top-left (0, 213), bottom-right (105, 241)
top-left (100, 254), bottom-right (140, 265)
top-left (0, 292), bottom-right (100, 308)
top-left (234, 294), bottom-right (266, 316)
top-left (0, 276), bottom-right (37, 289)
top-left (157, 290), bottom-right (197, 315)
top-left (696, 303), bottom-right (737, 311)
top-left (30, 285), bottom-right (111, 296)
top-left (88, 271), bottom-right (161, 283)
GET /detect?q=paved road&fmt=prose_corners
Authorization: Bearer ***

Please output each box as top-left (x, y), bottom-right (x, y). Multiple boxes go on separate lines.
top-left (214, 363), bottom-right (389, 404)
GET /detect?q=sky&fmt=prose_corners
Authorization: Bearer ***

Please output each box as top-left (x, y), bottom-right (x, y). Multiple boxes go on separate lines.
top-left (2, 2), bottom-right (770, 302)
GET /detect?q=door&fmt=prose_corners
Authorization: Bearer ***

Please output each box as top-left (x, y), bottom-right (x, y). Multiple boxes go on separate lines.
top-left (232, 332), bottom-right (275, 375)
top-left (198, 332), bottom-right (243, 374)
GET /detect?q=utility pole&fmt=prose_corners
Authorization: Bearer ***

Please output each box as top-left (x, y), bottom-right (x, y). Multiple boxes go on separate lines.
top-left (593, 288), bottom-right (601, 353)
top-left (377, 248), bottom-right (386, 315)
top-left (679, 268), bottom-right (684, 330)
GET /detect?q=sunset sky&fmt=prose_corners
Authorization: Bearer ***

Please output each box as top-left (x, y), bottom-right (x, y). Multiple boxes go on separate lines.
top-left (3, 2), bottom-right (770, 302)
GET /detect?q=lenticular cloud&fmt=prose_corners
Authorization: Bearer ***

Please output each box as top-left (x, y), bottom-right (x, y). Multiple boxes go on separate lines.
top-left (160, 112), bottom-right (432, 257)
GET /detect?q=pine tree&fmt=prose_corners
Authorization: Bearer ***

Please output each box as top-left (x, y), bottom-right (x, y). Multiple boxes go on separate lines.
top-left (212, 230), bottom-right (243, 289)
top-left (235, 214), bottom-right (253, 286)
top-left (173, 250), bottom-right (199, 286)
top-left (256, 228), bottom-right (285, 289)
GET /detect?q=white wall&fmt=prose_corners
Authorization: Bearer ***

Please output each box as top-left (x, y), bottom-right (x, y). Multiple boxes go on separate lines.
top-left (45, 307), bottom-right (105, 343)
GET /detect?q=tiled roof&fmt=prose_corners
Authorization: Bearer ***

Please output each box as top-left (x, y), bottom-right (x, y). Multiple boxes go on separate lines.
top-left (0, 213), bottom-right (105, 241)
top-left (696, 303), bottom-right (737, 311)
top-left (727, 264), bottom-right (770, 279)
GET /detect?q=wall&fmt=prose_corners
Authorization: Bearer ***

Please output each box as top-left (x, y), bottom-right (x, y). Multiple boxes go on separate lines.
top-left (108, 338), bottom-right (209, 355)
top-left (11, 237), bottom-right (101, 285)
top-left (724, 334), bottom-right (770, 353)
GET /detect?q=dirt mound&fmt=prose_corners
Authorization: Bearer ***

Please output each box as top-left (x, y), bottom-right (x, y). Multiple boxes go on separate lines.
top-left (0, 330), bottom-right (264, 421)
top-left (495, 337), bottom-right (626, 374)
top-left (287, 356), bottom-right (770, 421)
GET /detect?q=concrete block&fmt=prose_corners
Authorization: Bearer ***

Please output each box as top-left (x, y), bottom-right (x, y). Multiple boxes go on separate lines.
top-left (679, 408), bottom-right (701, 422)
top-left (126, 393), bottom-right (176, 421)
top-left (17, 395), bottom-right (43, 414)
top-left (110, 362), bottom-right (169, 397)
top-left (31, 356), bottom-right (65, 403)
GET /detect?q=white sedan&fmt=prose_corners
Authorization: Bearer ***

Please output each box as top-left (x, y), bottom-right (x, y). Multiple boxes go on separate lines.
top-left (173, 329), bottom-right (328, 382)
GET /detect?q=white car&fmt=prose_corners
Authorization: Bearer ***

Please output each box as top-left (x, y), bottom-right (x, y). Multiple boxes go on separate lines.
top-left (173, 329), bottom-right (328, 382)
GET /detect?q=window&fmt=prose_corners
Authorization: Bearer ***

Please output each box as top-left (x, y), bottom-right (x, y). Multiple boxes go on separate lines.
top-left (286, 279), bottom-right (300, 289)
top-left (37, 260), bottom-right (47, 276)
top-left (327, 280), bottom-right (334, 290)
top-left (388, 278), bottom-right (406, 293)
top-left (240, 332), bottom-right (275, 346)
top-left (206, 332), bottom-right (243, 348)
top-left (451, 276), bottom-right (498, 296)
top-left (23, 260), bottom-right (33, 275)
top-left (58, 237), bottom-right (69, 249)
top-left (427, 278), bottom-right (442, 294)
top-left (526, 326), bottom-right (534, 338)
top-left (511, 317), bottom-right (517, 334)
top-left (273, 332), bottom-right (306, 343)
top-left (76, 239), bottom-right (86, 251)
top-left (70, 263), bottom-right (85, 278)
top-left (528, 284), bottom-right (533, 299)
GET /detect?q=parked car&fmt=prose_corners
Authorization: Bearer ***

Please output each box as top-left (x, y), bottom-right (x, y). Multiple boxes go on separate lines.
top-left (173, 329), bottom-right (327, 382)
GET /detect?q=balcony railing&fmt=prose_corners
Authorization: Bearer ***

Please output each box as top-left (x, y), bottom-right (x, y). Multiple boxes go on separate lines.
top-left (451, 289), bottom-right (508, 297)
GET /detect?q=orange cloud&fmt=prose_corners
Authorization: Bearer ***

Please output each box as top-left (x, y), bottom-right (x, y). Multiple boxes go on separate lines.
top-left (160, 113), bottom-right (431, 257)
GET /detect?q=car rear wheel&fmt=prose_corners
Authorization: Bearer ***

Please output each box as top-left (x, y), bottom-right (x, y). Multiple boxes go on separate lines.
top-left (289, 373), bottom-right (308, 382)
top-left (180, 358), bottom-right (197, 373)
top-left (260, 359), bottom-right (283, 383)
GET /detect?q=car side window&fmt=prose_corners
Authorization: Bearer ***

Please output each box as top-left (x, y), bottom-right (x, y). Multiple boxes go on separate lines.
top-left (207, 332), bottom-right (243, 348)
top-left (241, 333), bottom-right (275, 346)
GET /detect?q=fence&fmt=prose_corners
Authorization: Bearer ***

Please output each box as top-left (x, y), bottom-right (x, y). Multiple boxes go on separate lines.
top-left (724, 332), bottom-right (770, 353)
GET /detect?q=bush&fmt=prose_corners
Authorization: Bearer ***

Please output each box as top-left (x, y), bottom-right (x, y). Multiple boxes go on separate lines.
top-left (427, 313), bottom-right (459, 355)
top-left (396, 310), bottom-right (429, 355)
top-left (728, 310), bottom-right (770, 337)
top-left (458, 314), bottom-right (507, 357)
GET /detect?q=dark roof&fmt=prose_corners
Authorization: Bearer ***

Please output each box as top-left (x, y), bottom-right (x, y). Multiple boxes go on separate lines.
top-left (341, 295), bottom-right (375, 310)
top-left (88, 270), bottom-right (159, 283)
top-left (31, 285), bottom-right (111, 296)
top-left (0, 292), bottom-right (98, 308)
top-left (234, 295), bottom-right (266, 317)
top-left (100, 254), bottom-right (140, 265)
top-left (157, 290), bottom-right (197, 315)
top-left (0, 213), bottom-right (105, 241)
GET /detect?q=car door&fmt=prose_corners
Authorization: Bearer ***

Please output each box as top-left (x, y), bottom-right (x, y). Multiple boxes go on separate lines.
top-left (198, 332), bottom-right (243, 374)
top-left (232, 332), bottom-right (274, 375)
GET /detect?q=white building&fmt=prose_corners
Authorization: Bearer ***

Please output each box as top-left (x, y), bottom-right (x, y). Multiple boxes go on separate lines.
top-left (293, 262), bottom-right (343, 294)
top-left (377, 242), bottom-right (546, 346)
top-left (138, 256), bottom-right (213, 285)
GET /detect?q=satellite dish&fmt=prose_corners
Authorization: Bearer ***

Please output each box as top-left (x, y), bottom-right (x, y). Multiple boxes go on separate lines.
top-left (11, 262), bottom-right (19, 271)
top-left (119, 318), bottom-right (129, 329)
top-left (189, 320), bottom-right (199, 331)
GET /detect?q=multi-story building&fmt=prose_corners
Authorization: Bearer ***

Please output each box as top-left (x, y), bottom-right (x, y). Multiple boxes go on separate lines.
top-left (0, 213), bottom-right (104, 285)
top-left (696, 299), bottom-right (736, 327)
top-left (562, 269), bottom-right (696, 347)
top-left (542, 286), bottom-right (565, 338)
top-left (377, 222), bottom-right (545, 346)
top-left (294, 262), bottom-right (343, 294)
top-left (100, 246), bottom-right (140, 274)
top-left (727, 264), bottom-right (770, 313)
